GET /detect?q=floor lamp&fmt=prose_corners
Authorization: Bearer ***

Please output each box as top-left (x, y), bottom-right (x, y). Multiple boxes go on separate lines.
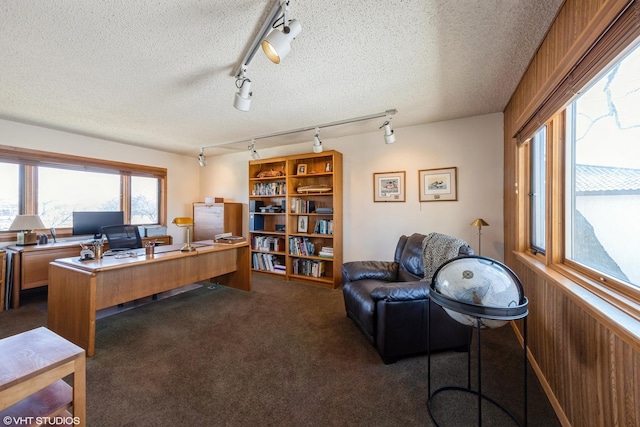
top-left (470, 218), bottom-right (489, 255)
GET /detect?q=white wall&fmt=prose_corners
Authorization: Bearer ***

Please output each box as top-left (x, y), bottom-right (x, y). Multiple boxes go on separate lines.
top-left (1, 113), bottom-right (504, 259)
top-left (200, 113), bottom-right (505, 262)
top-left (0, 119), bottom-right (199, 245)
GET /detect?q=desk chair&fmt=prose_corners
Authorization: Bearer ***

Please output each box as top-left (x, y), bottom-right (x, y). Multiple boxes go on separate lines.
top-left (101, 224), bottom-right (143, 251)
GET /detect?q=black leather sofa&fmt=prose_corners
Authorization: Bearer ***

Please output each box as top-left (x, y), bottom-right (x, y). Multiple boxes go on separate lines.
top-left (342, 233), bottom-right (473, 364)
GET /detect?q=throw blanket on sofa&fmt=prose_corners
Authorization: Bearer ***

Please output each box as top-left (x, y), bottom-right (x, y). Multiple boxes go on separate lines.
top-left (420, 232), bottom-right (468, 282)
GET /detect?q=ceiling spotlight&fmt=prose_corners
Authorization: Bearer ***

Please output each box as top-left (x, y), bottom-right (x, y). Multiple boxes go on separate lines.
top-left (380, 115), bottom-right (396, 144)
top-left (198, 148), bottom-right (207, 167)
top-left (313, 127), bottom-right (323, 153)
top-left (249, 140), bottom-right (260, 159)
top-left (261, 2), bottom-right (302, 64)
top-left (234, 67), bottom-right (252, 112)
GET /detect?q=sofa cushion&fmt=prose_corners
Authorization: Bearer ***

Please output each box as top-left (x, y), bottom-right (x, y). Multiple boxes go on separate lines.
top-left (397, 233), bottom-right (427, 277)
top-left (370, 281), bottom-right (430, 301)
top-left (393, 235), bottom-right (409, 263)
top-left (342, 261), bottom-right (398, 283)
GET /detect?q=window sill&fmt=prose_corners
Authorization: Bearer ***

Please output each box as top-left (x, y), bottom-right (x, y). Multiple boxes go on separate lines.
top-left (514, 251), bottom-right (640, 352)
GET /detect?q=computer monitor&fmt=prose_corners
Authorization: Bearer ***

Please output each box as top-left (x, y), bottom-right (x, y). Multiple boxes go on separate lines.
top-left (72, 211), bottom-right (125, 239)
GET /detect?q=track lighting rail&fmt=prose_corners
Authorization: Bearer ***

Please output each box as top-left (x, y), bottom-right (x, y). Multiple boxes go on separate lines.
top-left (232, 1), bottom-right (284, 79)
top-left (200, 108), bottom-right (398, 152)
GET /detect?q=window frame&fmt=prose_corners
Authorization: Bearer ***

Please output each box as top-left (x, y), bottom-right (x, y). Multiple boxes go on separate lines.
top-left (518, 108), bottom-right (640, 322)
top-left (0, 144), bottom-right (167, 243)
top-left (528, 125), bottom-right (548, 255)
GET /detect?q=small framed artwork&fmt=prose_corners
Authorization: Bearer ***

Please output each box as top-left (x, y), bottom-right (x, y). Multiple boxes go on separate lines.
top-left (373, 171), bottom-right (406, 202)
top-left (298, 215), bottom-right (309, 233)
top-left (419, 167), bottom-right (458, 202)
top-left (297, 164), bottom-right (308, 175)
top-left (325, 162), bottom-right (332, 172)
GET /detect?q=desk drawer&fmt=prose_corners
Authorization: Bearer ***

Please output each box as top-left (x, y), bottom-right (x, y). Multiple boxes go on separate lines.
top-left (22, 247), bottom-right (79, 289)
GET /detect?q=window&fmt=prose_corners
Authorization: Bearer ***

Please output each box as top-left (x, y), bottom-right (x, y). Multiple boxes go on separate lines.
top-left (38, 167), bottom-right (121, 228)
top-left (0, 145), bottom-right (166, 240)
top-left (131, 176), bottom-right (160, 225)
top-left (530, 126), bottom-right (547, 253)
top-left (565, 42), bottom-right (640, 289)
top-left (0, 162), bottom-right (19, 230)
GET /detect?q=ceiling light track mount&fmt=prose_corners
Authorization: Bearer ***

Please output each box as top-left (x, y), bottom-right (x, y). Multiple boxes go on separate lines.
top-left (234, 66), bottom-right (252, 111)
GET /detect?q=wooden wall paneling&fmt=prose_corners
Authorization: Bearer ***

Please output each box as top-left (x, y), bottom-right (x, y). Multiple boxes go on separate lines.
top-left (512, 259), bottom-right (640, 426)
top-left (505, 1), bottom-right (640, 424)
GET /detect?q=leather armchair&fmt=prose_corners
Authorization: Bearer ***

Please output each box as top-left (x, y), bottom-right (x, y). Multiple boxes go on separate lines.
top-left (342, 233), bottom-right (473, 364)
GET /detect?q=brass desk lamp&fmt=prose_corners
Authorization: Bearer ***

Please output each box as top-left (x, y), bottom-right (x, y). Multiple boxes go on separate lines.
top-left (172, 217), bottom-right (195, 252)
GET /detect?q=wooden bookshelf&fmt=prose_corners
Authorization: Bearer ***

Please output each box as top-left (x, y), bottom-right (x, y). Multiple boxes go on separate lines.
top-left (248, 151), bottom-right (342, 288)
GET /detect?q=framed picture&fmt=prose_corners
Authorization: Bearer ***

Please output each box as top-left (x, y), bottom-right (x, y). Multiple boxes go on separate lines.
top-left (373, 171), bottom-right (406, 202)
top-left (419, 167), bottom-right (458, 202)
top-left (325, 162), bottom-right (332, 172)
top-left (298, 215), bottom-right (309, 233)
top-left (297, 164), bottom-right (307, 175)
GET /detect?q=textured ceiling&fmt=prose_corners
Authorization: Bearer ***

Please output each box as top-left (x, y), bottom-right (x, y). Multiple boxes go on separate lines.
top-left (0, 0), bottom-right (563, 157)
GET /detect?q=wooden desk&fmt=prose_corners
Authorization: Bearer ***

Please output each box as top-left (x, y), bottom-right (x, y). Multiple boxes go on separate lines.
top-left (0, 327), bottom-right (86, 426)
top-left (47, 241), bottom-right (249, 357)
top-left (7, 235), bottom-right (172, 309)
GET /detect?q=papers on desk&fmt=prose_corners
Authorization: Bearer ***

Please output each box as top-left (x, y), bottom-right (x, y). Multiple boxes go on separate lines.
top-left (214, 232), bottom-right (246, 244)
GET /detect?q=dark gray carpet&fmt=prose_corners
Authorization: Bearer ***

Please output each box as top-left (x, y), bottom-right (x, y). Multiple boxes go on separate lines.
top-left (0, 275), bottom-right (559, 426)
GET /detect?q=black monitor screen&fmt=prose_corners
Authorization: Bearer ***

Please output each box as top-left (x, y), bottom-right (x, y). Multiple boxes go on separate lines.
top-left (72, 211), bottom-right (124, 238)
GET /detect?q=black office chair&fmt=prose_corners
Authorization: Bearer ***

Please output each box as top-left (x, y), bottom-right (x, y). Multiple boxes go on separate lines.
top-left (101, 224), bottom-right (143, 251)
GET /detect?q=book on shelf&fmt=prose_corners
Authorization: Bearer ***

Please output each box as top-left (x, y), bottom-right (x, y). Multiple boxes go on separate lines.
top-left (313, 219), bottom-right (333, 235)
top-left (318, 246), bottom-right (333, 258)
top-left (252, 181), bottom-right (286, 196)
top-left (252, 252), bottom-right (285, 274)
top-left (288, 236), bottom-right (315, 256)
top-left (252, 235), bottom-right (283, 252)
top-left (292, 258), bottom-right (326, 278)
top-left (290, 197), bottom-right (316, 214)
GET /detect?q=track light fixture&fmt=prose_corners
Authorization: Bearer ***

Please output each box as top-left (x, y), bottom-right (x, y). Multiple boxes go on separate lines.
top-left (234, 67), bottom-right (252, 112)
top-left (261, 1), bottom-right (302, 64)
top-left (198, 148), bottom-right (207, 167)
top-left (312, 127), bottom-right (323, 153)
top-left (380, 114), bottom-right (396, 144)
top-left (249, 139), bottom-right (260, 159)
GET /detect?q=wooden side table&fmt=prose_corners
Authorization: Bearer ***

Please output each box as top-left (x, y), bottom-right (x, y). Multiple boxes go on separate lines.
top-left (0, 327), bottom-right (86, 426)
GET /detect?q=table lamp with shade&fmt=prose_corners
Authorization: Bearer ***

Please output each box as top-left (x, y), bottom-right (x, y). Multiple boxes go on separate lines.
top-left (10, 215), bottom-right (46, 246)
top-left (172, 217), bottom-right (195, 252)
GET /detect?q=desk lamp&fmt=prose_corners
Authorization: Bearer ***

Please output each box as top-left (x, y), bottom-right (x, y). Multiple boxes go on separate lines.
top-left (172, 217), bottom-right (195, 252)
top-left (10, 215), bottom-right (46, 246)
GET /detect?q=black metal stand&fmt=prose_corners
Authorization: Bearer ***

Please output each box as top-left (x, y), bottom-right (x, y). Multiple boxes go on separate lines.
top-left (427, 316), bottom-right (528, 427)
